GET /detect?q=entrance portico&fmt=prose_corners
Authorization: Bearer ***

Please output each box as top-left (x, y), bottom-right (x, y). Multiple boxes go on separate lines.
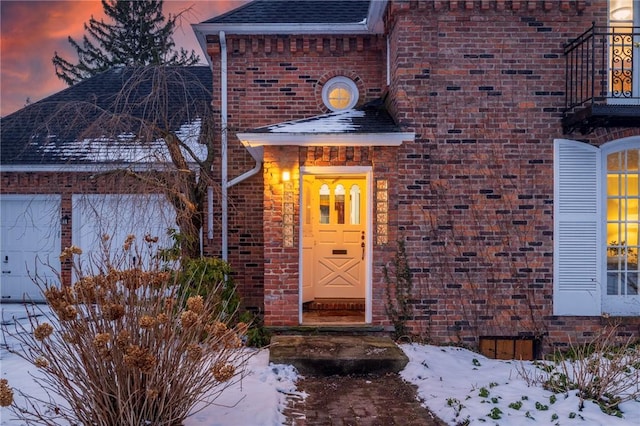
top-left (237, 106), bottom-right (414, 327)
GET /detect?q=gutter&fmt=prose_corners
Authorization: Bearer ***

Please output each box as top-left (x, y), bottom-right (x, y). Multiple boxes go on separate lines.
top-left (220, 31), bottom-right (229, 262)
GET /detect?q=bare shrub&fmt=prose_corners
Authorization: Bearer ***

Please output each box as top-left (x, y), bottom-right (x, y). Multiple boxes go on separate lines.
top-left (2, 236), bottom-right (251, 425)
top-left (517, 325), bottom-right (640, 415)
top-left (384, 239), bottom-right (414, 340)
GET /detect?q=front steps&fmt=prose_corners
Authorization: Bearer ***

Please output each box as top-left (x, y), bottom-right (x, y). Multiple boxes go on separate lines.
top-left (268, 297), bottom-right (387, 335)
top-left (269, 335), bottom-right (408, 376)
top-left (305, 298), bottom-right (365, 311)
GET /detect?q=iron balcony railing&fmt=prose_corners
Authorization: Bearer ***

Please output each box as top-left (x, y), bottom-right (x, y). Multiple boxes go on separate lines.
top-left (564, 23), bottom-right (640, 116)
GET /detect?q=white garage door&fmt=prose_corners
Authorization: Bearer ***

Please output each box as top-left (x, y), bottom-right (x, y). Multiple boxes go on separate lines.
top-left (72, 194), bottom-right (176, 269)
top-left (0, 195), bottom-right (61, 302)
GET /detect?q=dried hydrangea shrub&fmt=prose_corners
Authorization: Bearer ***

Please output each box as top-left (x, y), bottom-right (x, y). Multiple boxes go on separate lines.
top-left (1, 238), bottom-right (252, 425)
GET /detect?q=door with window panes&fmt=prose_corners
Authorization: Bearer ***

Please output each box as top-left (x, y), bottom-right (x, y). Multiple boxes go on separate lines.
top-left (302, 175), bottom-right (366, 301)
top-left (606, 148), bottom-right (640, 312)
top-left (609, 0), bottom-right (640, 103)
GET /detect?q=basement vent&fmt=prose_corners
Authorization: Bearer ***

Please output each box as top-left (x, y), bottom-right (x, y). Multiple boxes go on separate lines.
top-left (479, 336), bottom-right (539, 360)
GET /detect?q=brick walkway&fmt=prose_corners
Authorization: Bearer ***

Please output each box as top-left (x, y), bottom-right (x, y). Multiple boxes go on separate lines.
top-left (283, 373), bottom-right (446, 426)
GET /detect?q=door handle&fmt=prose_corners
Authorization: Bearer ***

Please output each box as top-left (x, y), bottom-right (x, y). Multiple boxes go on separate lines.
top-left (2, 271), bottom-right (11, 274)
top-left (361, 231), bottom-right (365, 260)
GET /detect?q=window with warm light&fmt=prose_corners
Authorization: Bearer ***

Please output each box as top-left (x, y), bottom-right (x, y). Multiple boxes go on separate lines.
top-left (316, 182), bottom-right (362, 226)
top-left (608, 0), bottom-right (639, 101)
top-left (319, 184), bottom-right (330, 224)
top-left (322, 77), bottom-right (359, 111)
top-left (350, 184), bottom-right (361, 225)
top-left (606, 148), bottom-right (640, 296)
top-left (554, 137), bottom-right (640, 317)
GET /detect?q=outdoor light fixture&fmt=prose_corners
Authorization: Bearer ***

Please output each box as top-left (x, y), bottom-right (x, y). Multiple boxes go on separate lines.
top-left (610, 0), bottom-right (633, 21)
top-left (61, 214), bottom-right (70, 225)
top-left (282, 170), bottom-right (291, 182)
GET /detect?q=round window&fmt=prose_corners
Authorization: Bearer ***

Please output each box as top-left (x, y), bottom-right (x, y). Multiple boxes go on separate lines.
top-left (322, 76), bottom-right (359, 112)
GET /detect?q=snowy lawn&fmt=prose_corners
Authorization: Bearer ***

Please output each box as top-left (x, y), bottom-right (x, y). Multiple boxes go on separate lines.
top-left (401, 343), bottom-right (640, 426)
top-left (1, 304), bottom-right (300, 426)
top-left (2, 303), bottom-right (639, 425)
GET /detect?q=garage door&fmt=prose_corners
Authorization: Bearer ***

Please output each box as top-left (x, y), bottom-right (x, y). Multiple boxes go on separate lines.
top-left (72, 194), bottom-right (176, 268)
top-left (0, 195), bottom-right (61, 302)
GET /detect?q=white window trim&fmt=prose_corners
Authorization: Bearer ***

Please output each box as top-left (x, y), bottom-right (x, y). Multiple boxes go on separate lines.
top-left (600, 136), bottom-right (640, 315)
top-left (322, 76), bottom-right (359, 112)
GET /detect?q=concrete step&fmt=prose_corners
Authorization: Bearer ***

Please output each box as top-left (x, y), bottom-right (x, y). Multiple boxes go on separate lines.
top-left (269, 335), bottom-right (409, 376)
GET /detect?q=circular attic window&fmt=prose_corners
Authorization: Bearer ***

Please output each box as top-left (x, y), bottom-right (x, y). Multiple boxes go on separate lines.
top-left (322, 76), bottom-right (359, 112)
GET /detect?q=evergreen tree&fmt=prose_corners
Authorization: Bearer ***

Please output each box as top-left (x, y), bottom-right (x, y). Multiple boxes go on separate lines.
top-left (52, 0), bottom-right (200, 86)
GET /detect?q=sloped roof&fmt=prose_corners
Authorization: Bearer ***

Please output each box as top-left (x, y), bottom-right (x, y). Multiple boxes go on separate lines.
top-left (192, 0), bottom-right (386, 41)
top-left (253, 104), bottom-right (400, 134)
top-left (1, 66), bottom-right (212, 168)
top-left (237, 100), bottom-right (414, 147)
top-left (204, 0), bottom-right (370, 25)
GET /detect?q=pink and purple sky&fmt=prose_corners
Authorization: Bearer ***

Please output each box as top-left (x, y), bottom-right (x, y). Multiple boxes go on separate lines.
top-left (0, 0), bottom-right (247, 117)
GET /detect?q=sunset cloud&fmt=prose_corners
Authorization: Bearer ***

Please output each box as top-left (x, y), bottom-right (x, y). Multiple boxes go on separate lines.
top-left (0, 0), bottom-right (245, 117)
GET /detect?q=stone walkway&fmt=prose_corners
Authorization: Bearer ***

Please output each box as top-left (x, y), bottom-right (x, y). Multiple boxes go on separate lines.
top-left (283, 372), bottom-right (446, 426)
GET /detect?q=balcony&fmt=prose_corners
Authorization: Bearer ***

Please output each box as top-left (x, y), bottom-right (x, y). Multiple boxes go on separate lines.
top-left (563, 24), bottom-right (640, 134)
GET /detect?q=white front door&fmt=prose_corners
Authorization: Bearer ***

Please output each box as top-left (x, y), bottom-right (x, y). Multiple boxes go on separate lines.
top-left (302, 175), bottom-right (366, 300)
top-left (0, 195), bottom-right (61, 302)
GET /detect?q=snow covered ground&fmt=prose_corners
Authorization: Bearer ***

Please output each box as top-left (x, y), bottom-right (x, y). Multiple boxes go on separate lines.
top-left (2, 304), bottom-right (639, 425)
top-left (402, 344), bottom-right (640, 426)
top-left (0, 304), bottom-right (300, 426)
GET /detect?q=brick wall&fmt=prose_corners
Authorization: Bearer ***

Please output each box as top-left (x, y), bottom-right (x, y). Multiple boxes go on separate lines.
top-left (386, 0), bottom-right (640, 350)
top-left (6, 1), bottom-right (640, 352)
top-left (206, 34), bottom-right (387, 319)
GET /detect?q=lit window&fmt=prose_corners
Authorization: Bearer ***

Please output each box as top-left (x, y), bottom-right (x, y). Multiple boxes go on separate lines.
top-left (335, 184), bottom-right (345, 224)
top-left (350, 185), bottom-right (361, 225)
top-left (607, 0), bottom-right (639, 101)
top-left (554, 137), bottom-right (640, 316)
top-left (606, 148), bottom-right (640, 296)
top-left (319, 184), bottom-right (330, 224)
top-left (322, 77), bottom-right (359, 111)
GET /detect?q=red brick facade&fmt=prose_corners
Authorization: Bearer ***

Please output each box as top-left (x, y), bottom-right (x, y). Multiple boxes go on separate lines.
top-left (200, 1), bottom-right (640, 350)
top-left (4, 1), bottom-right (640, 353)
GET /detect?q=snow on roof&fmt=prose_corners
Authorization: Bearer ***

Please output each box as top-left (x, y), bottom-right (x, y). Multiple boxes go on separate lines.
top-left (266, 110), bottom-right (366, 133)
top-left (38, 119), bottom-right (206, 164)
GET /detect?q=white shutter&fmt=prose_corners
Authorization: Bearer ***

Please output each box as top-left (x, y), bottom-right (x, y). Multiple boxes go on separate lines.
top-left (553, 139), bottom-right (601, 315)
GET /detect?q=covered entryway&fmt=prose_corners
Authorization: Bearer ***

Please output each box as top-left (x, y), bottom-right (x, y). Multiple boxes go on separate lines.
top-left (236, 106), bottom-right (413, 328)
top-left (301, 167), bottom-right (371, 324)
top-left (0, 195), bottom-right (61, 302)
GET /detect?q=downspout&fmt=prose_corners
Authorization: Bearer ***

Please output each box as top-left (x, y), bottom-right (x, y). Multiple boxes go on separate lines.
top-left (386, 35), bottom-right (391, 86)
top-left (228, 146), bottom-right (263, 188)
top-left (218, 31), bottom-right (263, 262)
top-left (220, 31), bottom-right (229, 262)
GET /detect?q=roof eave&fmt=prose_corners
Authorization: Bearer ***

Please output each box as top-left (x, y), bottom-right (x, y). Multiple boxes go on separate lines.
top-left (193, 22), bottom-right (374, 36)
top-left (237, 132), bottom-right (414, 148)
top-left (0, 162), bottom-right (199, 173)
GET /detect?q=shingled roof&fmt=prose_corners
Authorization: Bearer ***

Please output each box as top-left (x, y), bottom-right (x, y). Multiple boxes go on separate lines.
top-left (1, 66), bottom-right (212, 168)
top-left (192, 0), bottom-right (386, 38)
top-left (251, 101), bottom-right (400, 134)
top-left (203, 0), bottom-right (370, 25)
top-left (237, 99), bottom-right (414, 148)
